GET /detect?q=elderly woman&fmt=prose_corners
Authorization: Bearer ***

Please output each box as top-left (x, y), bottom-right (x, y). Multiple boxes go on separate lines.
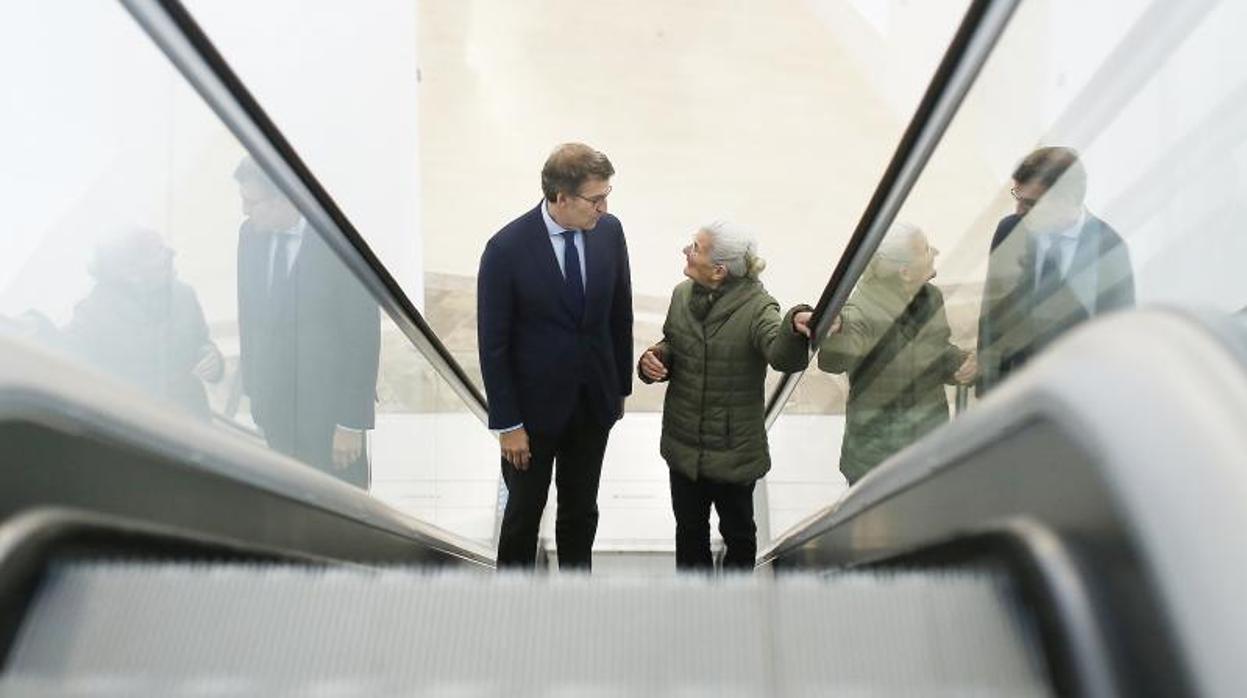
top-left (639, 221), bottom-right (811, 571)
top-left (67, 227), bottom-right (224, 420)
top-left (817, 222), bottom-right (976, 484)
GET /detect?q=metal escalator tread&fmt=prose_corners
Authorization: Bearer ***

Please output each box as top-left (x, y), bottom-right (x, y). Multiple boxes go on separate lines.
top-left (1, 561), bottom-right (1051, 697)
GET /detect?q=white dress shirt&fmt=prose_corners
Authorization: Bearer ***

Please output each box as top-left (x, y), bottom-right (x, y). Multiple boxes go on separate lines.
top-left (542, 200), bottom-right (586, 282)
top-left (1033, 210), bottom-right (1086, 286)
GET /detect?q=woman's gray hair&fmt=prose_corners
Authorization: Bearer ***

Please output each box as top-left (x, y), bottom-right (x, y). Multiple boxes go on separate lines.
top-left (867, 221), bottom-right (924, 279)
top-left (874, 221), bottom-right (925, 263)
top-left (701, 220), bottom-right (767, 279)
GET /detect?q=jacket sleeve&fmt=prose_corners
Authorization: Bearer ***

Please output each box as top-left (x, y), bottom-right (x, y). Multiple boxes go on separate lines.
top-left (934, 307), bottom-right (969, 386)
top-left (611, 227), bottom-right (634, 397)
top-left (1099, 234), bottom-right (1136, 313)
top-left (477, 239), bottom-right (522, 429)
top-left (187, 288), bottom-right (224, 383)
top-left (751, 301), bottom-right (812, 373)
top-left (639, 287), bottom-right (679, 385)
top-left (236, 229), bottom-right (259, 399)
top-left (976, 217), bottom-right (1022, 393)
top-left (335, 263), bottom-right (381, 430)
top-left (942, 348), bottom-right (971, 386)
top-left (637, 340), bottom-right (670, 384)
top-left (817, 303), bottom-right (871, 375)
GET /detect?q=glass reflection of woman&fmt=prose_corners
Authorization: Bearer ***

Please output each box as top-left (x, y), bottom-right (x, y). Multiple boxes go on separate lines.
top-left (67, 227), bottom-right (223, 419)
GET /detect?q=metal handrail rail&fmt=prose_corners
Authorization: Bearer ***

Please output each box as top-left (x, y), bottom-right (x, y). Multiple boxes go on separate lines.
top-left (762, 0), bottom-right (1020, 428)
top-left (119, 0), bottom-right (489, 426)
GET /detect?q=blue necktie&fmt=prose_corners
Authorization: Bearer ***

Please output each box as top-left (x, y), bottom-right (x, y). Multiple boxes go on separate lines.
top-left (561, 230), bottom-right (585, 319)
top-left (1036, 238), bottom-right (1064, 295)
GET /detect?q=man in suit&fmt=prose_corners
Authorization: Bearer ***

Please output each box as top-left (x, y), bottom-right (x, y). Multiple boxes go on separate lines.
top-left (977, 147), bottom-right (1135, 394)
top-left (233, 157), bottom-right (381, 488)
top-left (478, 143), bottom-right (633, 571)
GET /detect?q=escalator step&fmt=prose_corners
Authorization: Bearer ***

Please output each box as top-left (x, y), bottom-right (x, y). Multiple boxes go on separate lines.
top-left (1, 561), bottom-right (1051, 697)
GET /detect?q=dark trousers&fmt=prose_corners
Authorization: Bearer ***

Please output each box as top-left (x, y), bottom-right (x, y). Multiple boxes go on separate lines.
top-left (496, 397), bottom-right (611, 571)
top-left (669, 469), bottom-right (757, 572)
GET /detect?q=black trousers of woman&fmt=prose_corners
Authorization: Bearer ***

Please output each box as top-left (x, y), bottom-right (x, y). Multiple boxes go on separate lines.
top-left (669, 469), bottom-right (757, 571)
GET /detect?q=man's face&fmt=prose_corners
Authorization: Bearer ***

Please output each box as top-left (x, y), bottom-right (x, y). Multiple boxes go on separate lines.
top-left (1014, 179), bottom-right (1081, 233)
top-left (239, 180), bottom-right (299, 233)
top-left (551, 176), bottom-right (611, 231)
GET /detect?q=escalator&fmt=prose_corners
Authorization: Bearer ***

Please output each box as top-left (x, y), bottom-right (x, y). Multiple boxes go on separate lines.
top-left (5, 306), bottom-right (1246, 695)
top-left (4, 564), bottom-right (1046, 696)
top-left (3, 0), bottom-right (1247, 696)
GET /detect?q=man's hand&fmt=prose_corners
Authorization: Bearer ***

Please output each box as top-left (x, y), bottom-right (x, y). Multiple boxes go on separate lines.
top-left (954, 351), bottom-right (979, 385)
top-left (793, 311), bottom-right (814, 337)
top-left (332, 426), bottom-right (365, 468)
top-left (639, 347), bottom-right (668, 382)
top-left (501, 428), bottom-right (531, 471)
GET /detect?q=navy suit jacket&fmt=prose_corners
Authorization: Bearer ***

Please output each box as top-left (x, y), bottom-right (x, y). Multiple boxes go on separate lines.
top-left (477, 203), bottom-right (633, 435)
top-left (977, 212), bottom-right (1135, 392)
top-left (237, 222), bottom-right (380, 454)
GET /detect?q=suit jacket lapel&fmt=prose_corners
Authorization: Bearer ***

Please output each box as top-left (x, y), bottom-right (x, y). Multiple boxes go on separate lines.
top-left (244, 227), bottom-right (272, 296)
top-left (283, 230), bottom-right (316, 318)
top-left (1067, 217), bottom-right (1101, 314)
top-left (522, 205), bottom-right (579, 320)
top-left (583, 226), bottom-right (610, 327)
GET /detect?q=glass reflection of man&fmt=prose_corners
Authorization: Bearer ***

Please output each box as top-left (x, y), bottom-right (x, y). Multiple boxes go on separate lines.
top-left (816, 222), bottom-right (977, 485)
top-left (977, 147), bottom-right (1135, 394)
top-left (67, 227), bottom-right (223, 418)
top-left (233, 157), bottom-right (380, 488)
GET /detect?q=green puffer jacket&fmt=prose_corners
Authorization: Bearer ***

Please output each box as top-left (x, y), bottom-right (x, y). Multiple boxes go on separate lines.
top-left (642, 277), bottom-right (810, 484)
top-left (817, 277), bottom-right (967, 483)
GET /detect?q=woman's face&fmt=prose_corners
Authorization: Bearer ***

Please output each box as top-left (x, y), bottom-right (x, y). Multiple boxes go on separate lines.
top-left (683, 229), bottom-right (725, 287)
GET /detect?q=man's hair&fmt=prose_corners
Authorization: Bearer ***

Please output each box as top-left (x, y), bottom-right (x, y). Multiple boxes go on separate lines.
top-left (233, 155), bottom-right (280, 197)
top-left (701, 220), bottom-right (766, 280)
top-left (868, 221), bottom-right (925, 280)
top-left (1012, 146), bottom-right (1087, 204)
top-left (541, 143), bottom-right (615, 203)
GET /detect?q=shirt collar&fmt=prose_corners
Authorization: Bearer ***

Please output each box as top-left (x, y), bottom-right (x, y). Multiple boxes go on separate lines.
top-left (1049, 209), bottom-right (1087, 243)
top-left (542, 200), bottom-right (577, 237)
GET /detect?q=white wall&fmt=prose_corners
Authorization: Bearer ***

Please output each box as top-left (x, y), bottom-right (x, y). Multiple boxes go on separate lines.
top-left (184, 0), bottom-right (425, 307)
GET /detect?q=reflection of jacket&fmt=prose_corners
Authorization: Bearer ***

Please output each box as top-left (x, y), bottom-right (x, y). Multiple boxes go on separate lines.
top-left (818, 278), bottom-right (965, 483)
top-left (68, 280), bottom-right (216, 419)
top-left (645, 278), bottom-right (808, 484)
top-left (977, 213), bottom-right (1134, 393)
top-left (236, 223), bottom-right (380, 469)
